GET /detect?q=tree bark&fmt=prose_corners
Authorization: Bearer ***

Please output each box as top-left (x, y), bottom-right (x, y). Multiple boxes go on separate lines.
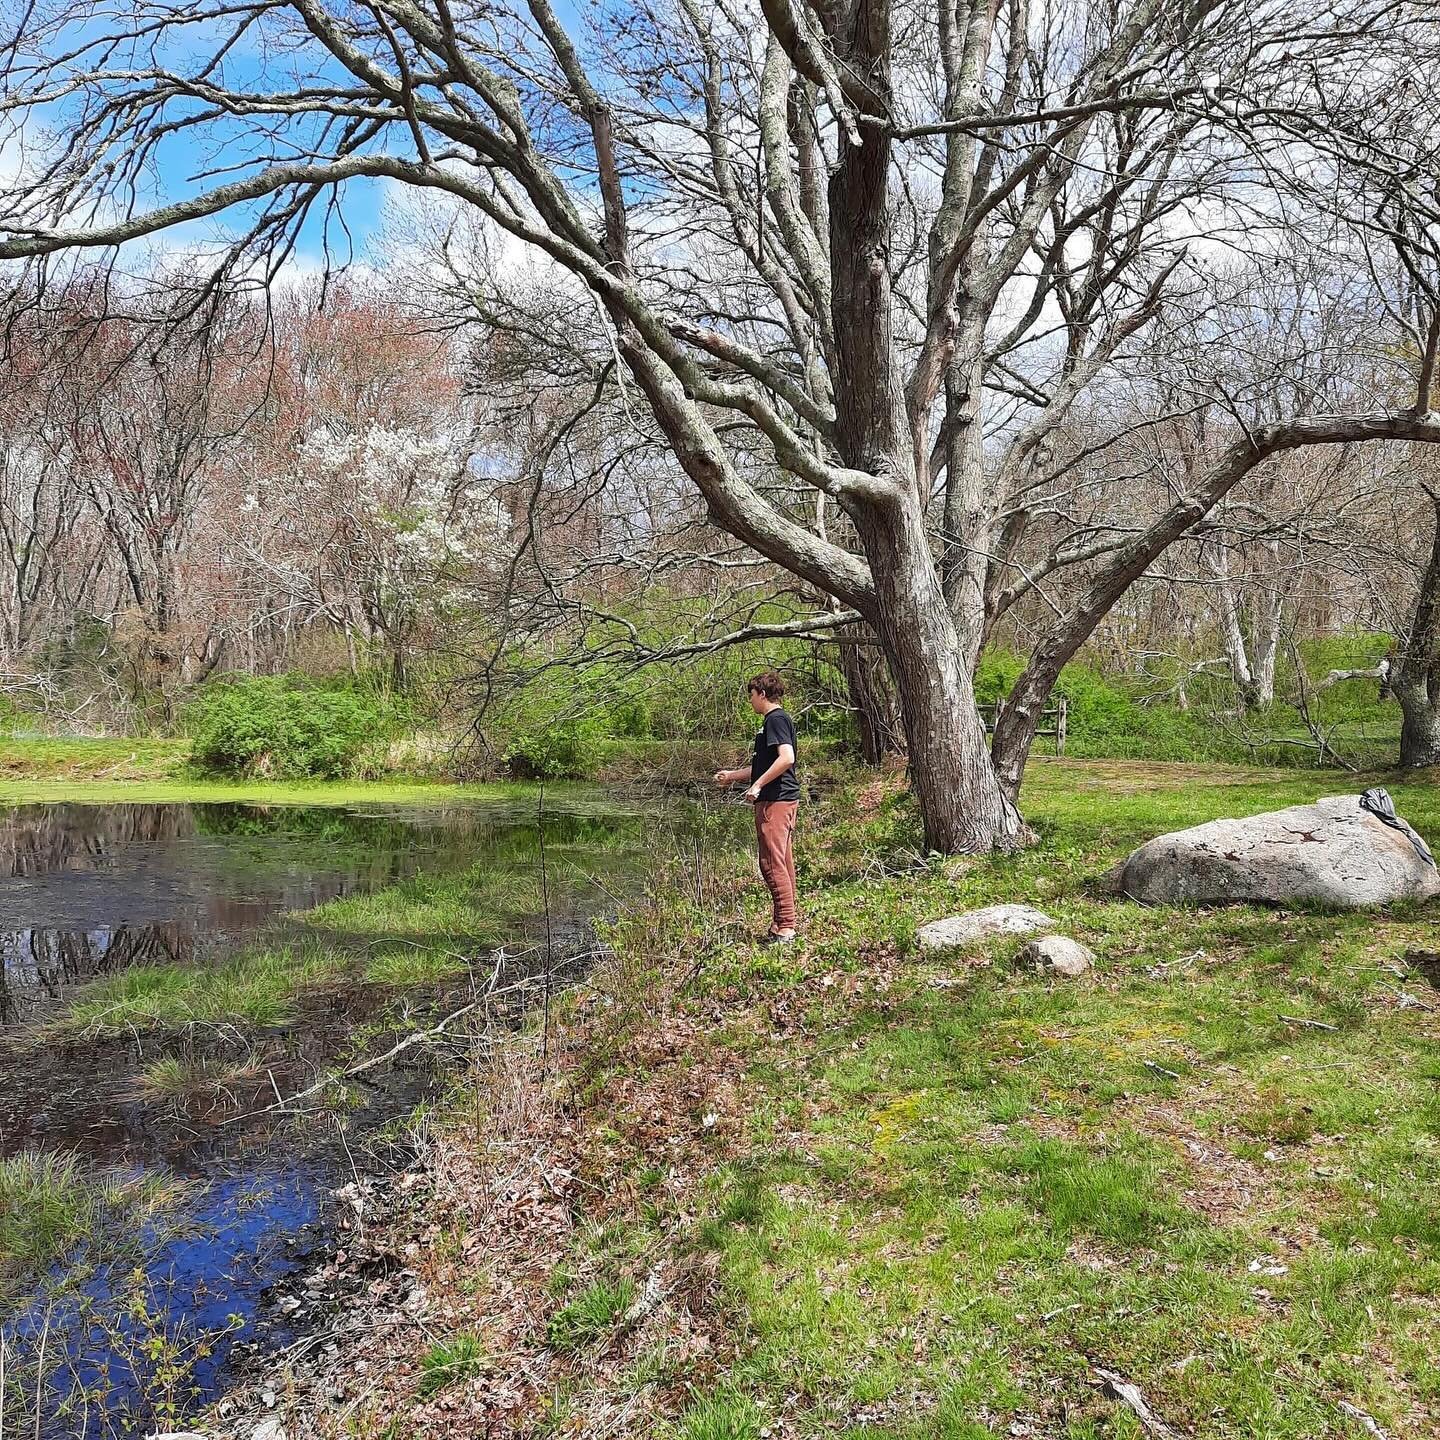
top-left (1399, 697), bottom-right (1440, 767)
top-left (854, 485), bottom-right (1030, 851)
top-left (1394, 498), bottom-right (1440, 768)
top-left (838, 633), bottom-right (903, 763)
top-left (1249, 539), bottom-right (1283, 706)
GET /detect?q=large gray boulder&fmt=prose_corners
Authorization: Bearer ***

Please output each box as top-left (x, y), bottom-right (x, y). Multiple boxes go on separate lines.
top-left (1108, 794), bottom-right (1440, 909)
top-left (918, 903), bottom-right (1055, 953)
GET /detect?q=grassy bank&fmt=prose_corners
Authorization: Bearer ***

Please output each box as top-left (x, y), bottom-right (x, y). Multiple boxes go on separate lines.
top-left (0, 732), bottom-right (753, 802)
top-left (0, 735), bottom-right (190, 784)
top-left (222, 757), bottom-right (1440, 1440)
top-left (0, 769), bottom-right (599, 808)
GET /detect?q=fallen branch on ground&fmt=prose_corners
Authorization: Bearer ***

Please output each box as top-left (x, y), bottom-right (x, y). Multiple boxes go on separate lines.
top-left (1317, 663), bottom-right (1388, 690)
top-left (1337, 1398), bottom-right (1395, 1440)
top-left (1094, 1365), bottom-right (1182, 1439)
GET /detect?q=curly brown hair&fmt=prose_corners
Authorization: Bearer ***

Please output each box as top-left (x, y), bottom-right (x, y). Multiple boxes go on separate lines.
top-left (746, 670), bottom-right (786, 702)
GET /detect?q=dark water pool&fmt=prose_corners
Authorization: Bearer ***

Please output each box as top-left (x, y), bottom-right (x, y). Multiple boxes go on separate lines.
top-left (1, 801), bottom-right (506, 1023)
top-left (0, 794), bottom-right (660, 1436)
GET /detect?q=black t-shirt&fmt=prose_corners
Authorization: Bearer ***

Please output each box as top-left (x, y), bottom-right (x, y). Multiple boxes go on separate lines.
top-left (751, 707), bottom-right (800, 802)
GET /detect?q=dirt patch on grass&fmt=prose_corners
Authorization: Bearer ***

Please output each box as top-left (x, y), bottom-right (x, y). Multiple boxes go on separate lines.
top-left (1163, 1122), bottom-right (1273, 1228)
top-left (1125, 1097), bottom-right (1291, 1231)
top-left (854, 764), bottom-right (908, 815)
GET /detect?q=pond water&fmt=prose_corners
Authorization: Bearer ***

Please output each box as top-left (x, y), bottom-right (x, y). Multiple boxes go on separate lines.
top-left (0, 792), bottom-right (675, 1436)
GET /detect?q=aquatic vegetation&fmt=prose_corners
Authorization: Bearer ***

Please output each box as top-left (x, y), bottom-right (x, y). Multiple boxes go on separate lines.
top-left (0, 1153), bottom-right (176, 1289)
top-left (0, 773), bottom-right (586, 807)
top-left (56, 944), bottom-right (349, 1035)
top-left (365, 946), bottom-right (471, 986)
top-left (300, 826), bottom-right (652, 940)
top-left (0, 1151), bottom-right (98, 1279)
top-left (0, 783), bottom-right (668, 1435)
top-left (132, 1054), bottom-right (267, 1101)
top-left (302, 867), bottom-right (519, 941)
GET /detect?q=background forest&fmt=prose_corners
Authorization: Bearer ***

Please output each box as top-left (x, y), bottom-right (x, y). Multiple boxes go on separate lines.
top-left (0, 261), bottom-right (1424, 782)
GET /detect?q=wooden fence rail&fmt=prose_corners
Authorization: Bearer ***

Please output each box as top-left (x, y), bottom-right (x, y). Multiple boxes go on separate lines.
top-left (976, 696), bottom-right (1068, 755)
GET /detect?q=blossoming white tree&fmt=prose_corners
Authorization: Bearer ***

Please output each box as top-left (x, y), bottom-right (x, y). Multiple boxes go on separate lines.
top-left (235, 423), bottom-right (496, 685)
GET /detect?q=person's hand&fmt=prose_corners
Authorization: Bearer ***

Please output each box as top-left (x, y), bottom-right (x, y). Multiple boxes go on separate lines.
top-left (744, 783), bottom-right (762, 803)
top-left (712, 769), bottom-right (731, 785)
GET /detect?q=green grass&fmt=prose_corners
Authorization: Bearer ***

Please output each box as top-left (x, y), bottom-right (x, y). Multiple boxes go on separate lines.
top-left (11, 745), bottom-right (1440, 1434)
top-left (0, 1152), bottom-right (99, 1277)
top-left (304, 864), bottom-right (542, 940)
top-left (416, 1332), bottom-right (485, 1399)
top-left (547, 1276), bottom-right (636, 1351)
top-left (670, 1393), bottom-right (763, 1440)
top-left (0, 1152), bottom-right (175, 1290)
top-left (132, 1054), bottom-right (266, 1099)
top-left (585, 758), bottom-right (1440, 1439)
top-left (365, 946), bottom-right (472, 985)
top-left (56, 943), bottom-right (347, 1034)
top-left (0, 771), bottom-right (569, 806)
top-left (0, 735), bottom-right (189, 783)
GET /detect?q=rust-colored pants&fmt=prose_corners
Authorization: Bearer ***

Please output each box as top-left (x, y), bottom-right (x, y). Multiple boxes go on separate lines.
top-left (753, 800), bottom-right (799, 932)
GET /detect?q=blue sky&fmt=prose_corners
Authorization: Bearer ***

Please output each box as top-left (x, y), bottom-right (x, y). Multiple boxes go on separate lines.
top-left (80, 0), bottom-right (594, 274)
top-left (33, 8), bottom-right (414, 273)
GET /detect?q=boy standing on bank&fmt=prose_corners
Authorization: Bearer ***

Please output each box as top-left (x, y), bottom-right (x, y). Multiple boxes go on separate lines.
top-left (713, 671), bottom-right (800, 945)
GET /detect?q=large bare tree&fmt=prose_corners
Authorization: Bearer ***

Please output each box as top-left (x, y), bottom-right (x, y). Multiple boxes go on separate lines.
top-left (3, 0), bottom-right (1440, 849)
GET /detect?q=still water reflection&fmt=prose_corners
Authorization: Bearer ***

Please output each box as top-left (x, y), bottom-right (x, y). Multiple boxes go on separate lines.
top-left (0, 792), bottom-right (666, 1436)
top-left (0, 801), bottom-right (479, 1021)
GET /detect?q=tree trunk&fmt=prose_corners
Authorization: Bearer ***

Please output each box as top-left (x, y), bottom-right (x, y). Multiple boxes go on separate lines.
top-left (854, 485), bottom-right (1031, 852)
top-left (818, 32), bottom-right (1027, 853)
top-left (1251, 623), bottom-right (1278, 706)
top-left (1212, 546), bottom-right (1258, 705)
top-left (1393, 499), bottom-right (1440, 768)
top-left (839, 636), bottom-right (903, 763)
top-left (1250, 542), bottom-right (1283, 706)
top-left (1398, 690), bottom-right (1440, 767)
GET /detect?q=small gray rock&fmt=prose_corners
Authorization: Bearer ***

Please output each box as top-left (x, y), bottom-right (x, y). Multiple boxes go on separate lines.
top-left (1017, 935), bottom-right (1094, 977)
top-left (1109, 795), bottom-right (1440, 909)
top-left (917, 903), bottom-right (1055, 953)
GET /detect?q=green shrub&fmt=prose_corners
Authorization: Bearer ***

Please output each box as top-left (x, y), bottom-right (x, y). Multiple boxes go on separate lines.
top-left (974, 649), bottom-right (1026, 708)
top-left (186, 674), bottom-right (405, 779)
top-left (978, 651), bottom-right (1156, 746)
top-left (502, 722), bottom-right (602, 780)
top-left (611, 694), bottom-right (653, 739)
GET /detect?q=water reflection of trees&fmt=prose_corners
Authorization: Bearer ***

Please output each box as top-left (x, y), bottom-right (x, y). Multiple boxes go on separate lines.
top-left (0, 798), bottom-right (677, 1017)
top-left (0, 925), bottom-right (194, 1022)
top-left (0, 804), bottom-right (196, 877)
top-left (0, 800), bottom-right (664, 883)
